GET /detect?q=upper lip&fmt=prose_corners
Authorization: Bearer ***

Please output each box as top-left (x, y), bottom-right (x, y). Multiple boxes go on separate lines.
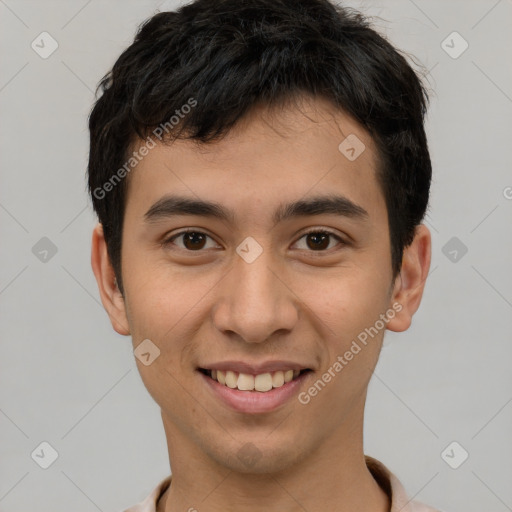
top-left (199, 360), bottom-right (311, 374)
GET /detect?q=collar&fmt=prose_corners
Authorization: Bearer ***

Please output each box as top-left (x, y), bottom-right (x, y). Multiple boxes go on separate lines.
top-left (123, 455), bottom-right (439, 512)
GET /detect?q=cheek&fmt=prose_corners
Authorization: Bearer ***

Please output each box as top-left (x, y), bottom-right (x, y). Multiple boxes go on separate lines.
top-left (305, 284), bottom-right (388, 411)
top-left (122, 258), bottom-right (216, 380)
top-left (122, 254), bottom-right (206, 334)
top-left (309, 268), bottom-right (390, 332)
top-left (305, 270), bottom-right (392, 389)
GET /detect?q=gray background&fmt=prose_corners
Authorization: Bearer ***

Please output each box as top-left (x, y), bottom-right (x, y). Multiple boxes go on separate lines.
top-left (1, 0), bottom-right (511, 511)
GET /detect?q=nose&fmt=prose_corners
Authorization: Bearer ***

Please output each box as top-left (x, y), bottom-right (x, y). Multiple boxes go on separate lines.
top-left (212, 245), bottom-right (299, 344)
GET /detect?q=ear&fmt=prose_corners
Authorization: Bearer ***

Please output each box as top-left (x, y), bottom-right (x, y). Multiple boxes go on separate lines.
top-left (386, 224), bottom-right (431, 332)
top-left (91, 223), bottom-right (130, 336)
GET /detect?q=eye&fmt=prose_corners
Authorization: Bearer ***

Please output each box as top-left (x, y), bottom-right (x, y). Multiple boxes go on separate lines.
top-left (293, 229), bottom-right (346, 252)
top-left (163, 230), bottom-right (219, 251)
top-left (162, 228), bottom-right (347, 253)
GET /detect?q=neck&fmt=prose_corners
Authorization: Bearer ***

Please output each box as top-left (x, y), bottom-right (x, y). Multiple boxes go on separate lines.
top-left (158, 409), bottom-right (390, 512)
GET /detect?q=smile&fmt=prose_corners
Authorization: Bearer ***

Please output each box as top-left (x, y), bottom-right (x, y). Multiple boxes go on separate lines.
top-left (198, 365), bottom-right (312, 414)
top-left (199, 368), bottom-right (310, 392)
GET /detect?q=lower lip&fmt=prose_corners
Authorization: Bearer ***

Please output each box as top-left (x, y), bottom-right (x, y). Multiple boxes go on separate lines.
top-left (200, 371), bottom-right (310, 414)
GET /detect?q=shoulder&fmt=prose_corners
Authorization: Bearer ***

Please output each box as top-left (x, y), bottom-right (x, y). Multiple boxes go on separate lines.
top-left (408, 500), bottom-right (444, 512)
top-left (365, 455), bottom-right (442, 512)
top-left (122, 476), bottom-right (172, 512)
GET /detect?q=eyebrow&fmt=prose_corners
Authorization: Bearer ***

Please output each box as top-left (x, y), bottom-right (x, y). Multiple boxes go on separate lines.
top-left (144, 194), bottom-right (369, 225)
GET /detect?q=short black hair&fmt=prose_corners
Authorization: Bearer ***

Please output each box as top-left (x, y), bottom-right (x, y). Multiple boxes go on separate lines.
top-left (87, 0), bottom-right (431, 296)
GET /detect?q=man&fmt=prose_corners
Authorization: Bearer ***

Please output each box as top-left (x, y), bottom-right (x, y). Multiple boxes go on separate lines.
top-left (88, 0), bottom-right (438, 510)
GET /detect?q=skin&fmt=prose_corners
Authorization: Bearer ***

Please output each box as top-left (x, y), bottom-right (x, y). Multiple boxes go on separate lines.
top-left (91, 96), bottom-right (431, 512)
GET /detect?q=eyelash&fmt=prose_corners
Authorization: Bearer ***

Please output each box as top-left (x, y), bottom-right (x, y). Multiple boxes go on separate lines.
top-left (162, 228), bottom-right (347, 253)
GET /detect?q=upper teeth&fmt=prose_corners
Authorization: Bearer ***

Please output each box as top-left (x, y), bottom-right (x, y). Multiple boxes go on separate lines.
top-left (210, 369), bottom-right (301, 392)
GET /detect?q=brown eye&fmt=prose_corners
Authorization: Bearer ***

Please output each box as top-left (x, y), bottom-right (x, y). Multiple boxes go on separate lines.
top-left (182, 232), bottom-right (207, 250)
top-left (306, 232), bottom-right (330, 250)
top-left (164, 230), bottom-right (218, 251)
top-left (294, 230), bottom-right (344, 252)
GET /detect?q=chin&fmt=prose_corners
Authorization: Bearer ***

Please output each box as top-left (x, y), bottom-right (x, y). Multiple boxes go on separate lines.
top-left (211, 439), bottom-right (303, 475)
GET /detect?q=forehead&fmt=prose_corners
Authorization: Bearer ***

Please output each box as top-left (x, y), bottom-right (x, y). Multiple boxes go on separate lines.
top-left (124, 97), bottom-right (386, 226)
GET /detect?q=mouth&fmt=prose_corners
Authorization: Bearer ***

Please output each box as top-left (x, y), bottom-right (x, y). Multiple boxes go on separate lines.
top-left (198, 366), bottom-right (313, 414)
top-left (198, 368), bottom-right (312, 393)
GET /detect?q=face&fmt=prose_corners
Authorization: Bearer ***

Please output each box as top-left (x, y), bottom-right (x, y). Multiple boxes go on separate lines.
top-left (92, 96), bottom-right (430, 476)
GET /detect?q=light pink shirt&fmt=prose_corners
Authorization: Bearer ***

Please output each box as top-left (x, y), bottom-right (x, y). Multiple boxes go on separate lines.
top-left (123, 456), bottom-right (441, 512)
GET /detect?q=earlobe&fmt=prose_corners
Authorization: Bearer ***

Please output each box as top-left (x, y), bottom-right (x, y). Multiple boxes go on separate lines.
top-left (386, 224), bottom-right (431, 333)
top-left (90, 223), bottom-right (131, 336)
